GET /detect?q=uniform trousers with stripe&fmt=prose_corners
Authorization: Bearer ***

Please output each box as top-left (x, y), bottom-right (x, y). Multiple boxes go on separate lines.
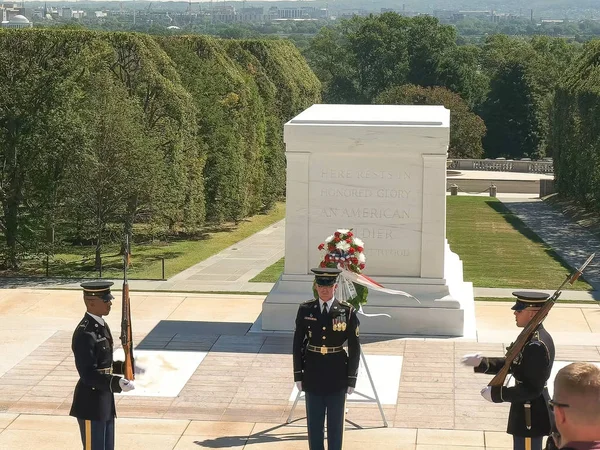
top-left (513, 435), bottom-right (543, 450)
top-left (305, 388), bottom-right (346, 450)
top-left (77, 418), bottom-right (114, 450)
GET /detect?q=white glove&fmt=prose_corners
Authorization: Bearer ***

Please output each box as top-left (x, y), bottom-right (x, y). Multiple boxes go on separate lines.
top-left (461, 353), bottom-right (483, 367)
top-left (480, 386), bottom-right (493, 402)
top-left (134, 364), bottom-right (146, 375)
top-left (347, 387), bottom-right (355, 395)
top-left (295, 381), bottom-right (302, 392)
top-left (119, 378), bottom-right (135, 392)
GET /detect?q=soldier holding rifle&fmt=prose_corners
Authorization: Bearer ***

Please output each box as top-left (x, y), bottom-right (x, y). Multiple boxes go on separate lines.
top-left (463, 291), bottom-right (555, 450)
top-left (70, 281), bottom-right (138, 450)
top-left (70, 244), bottom-right (143, 450)
top-left (462, 254), bottom-right (595, 450)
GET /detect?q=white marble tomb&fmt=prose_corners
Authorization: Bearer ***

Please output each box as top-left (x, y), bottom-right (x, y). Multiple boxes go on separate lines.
top-left (261, 104), bottom-right (475, 337)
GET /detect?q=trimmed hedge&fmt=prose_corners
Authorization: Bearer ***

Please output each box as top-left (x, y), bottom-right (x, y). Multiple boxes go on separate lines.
top-left (0, 29), bottom-right (321, 266)
top-left (550, 41), bottom-right (600, 209)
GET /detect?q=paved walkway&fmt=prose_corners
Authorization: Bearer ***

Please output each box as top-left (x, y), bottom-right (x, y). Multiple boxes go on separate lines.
top-left (499, 196), bottom-right (600, 291)
top-left (1, 289), bottom-right (600, 449)
top-left (0, 413), bottom-right (519, 450)
top-left (0, 220), bottom-right (284, 294)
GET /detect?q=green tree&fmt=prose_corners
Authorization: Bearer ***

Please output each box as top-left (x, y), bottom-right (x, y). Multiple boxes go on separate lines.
top-left (304, 26), bottom-right (360, 103)
top-left (478, 35), bottom-right (581, 159)
top-left (107, 33), bottom-right (204, 240)
top-left (65, 68), bottom-right (149, 269)
top-left (479, 61), bottom-right (546, 159)
top-left (0, 30), bottom-right (91, 268)
top-left (436, 45), bottom-right (489, 108)
top-left (375, 84), bottom-right (486, 159)
top-left (306, 13), bottom-right (461, 104)
top-left (550, 40), bottom-right (600, 209)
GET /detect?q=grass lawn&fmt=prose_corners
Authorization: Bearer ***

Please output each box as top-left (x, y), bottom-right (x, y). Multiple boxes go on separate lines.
top-left (249, 258), bottom-right (284, 282)
top-left (11, 203), bottom-right (286, 280)
top-left (447, 197), bottom-right (590, 290)
top-left (249, 197), bottom-right (593, 290)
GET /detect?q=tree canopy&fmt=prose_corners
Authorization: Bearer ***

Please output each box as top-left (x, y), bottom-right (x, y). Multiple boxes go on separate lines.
top-left (0, 29), bottom-right (320, 268)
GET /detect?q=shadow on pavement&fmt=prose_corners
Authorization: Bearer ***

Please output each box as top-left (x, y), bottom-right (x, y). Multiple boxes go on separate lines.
top-left (193, 423), bottom-right (308, 448)
top-left (135, 319), bottom-right (459, 355)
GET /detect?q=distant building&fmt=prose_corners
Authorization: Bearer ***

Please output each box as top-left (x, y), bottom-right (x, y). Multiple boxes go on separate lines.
top-left (238, 6), bottom-right (263, 22)
top-left (60, 7), bottom-right (72, 18)
top-left (276, 6), bottom-right (315, 19)
top-left (211, 5), bottom-right (236, 23)
top-left (1, 2), bottom-right (25, 21)
top-left (1, 13), bottom-right (32, 28)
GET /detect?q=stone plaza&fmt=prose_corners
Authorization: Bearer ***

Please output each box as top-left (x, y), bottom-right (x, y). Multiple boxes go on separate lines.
top-left (0, 286), bottom-right (599, 449)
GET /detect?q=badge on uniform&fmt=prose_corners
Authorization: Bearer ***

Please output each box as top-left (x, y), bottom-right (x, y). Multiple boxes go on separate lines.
top-left (514, 351), bottom-right (523, 365)
top-left (332, 314), bottom-right (347, 332)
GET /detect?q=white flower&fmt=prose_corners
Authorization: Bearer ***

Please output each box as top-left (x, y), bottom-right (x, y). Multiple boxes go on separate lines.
top-left (336, 241), bottom-right (350, 252)
top-left (337, 229), bottom-right (350, 235)
top-left (353, 237), bottom-right (364, 247)
top-left (324, 235), bottom-right (334, 243)
top-left (358, 253), bottom-right (366, 263)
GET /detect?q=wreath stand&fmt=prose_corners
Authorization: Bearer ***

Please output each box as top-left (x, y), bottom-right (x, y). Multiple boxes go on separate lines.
top-left (286, 347), bottom-right (388, 427)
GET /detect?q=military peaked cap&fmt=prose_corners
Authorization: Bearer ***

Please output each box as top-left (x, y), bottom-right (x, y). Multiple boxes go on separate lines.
top-left (81, 281), bottom-right (115, 302)
top-left (311, 267), bottom-right (341, 286)
top-left (511, 291), bottom-right (550, 311)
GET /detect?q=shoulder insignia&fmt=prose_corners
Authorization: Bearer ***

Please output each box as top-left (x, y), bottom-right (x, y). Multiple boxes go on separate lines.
top-left (78, 319), bottom-right (89, 329)
top-left (339, 301), bottom-right (355, 311)
top-left (301, 299), bottom-right (317, 305)
top-left (527, 338), bottom-right (550, 361)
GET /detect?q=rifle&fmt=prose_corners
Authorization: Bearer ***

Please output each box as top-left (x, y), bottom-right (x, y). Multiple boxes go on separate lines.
top-left (489, 253), bottom-right (595, 388)
top-left (120, 235), bottom-right (135, 380)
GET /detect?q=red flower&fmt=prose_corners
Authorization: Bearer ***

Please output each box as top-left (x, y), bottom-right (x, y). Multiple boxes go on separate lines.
top-left (334, 237), bottom-right (340, 243)
top-left (359, 263), bottom-right (365, 270)
top-left (345, 238), bottom-right (352, 244)
top-left (320, 261), bottom-right (326, 267)
top-left (334, 232), bottom-right (340, 237)
top-left (324, 255), bottom-right (330, 262)
top-left (347, 231), bottom-right (353, 237)
top-left (318, 243), bottom-right (325, 250)
top-left (357, 246), bottom-right (364, 252)
top-left (352, 257), bottom-right (358, 264)
top-left (348, 247), bottom-right (355, 254)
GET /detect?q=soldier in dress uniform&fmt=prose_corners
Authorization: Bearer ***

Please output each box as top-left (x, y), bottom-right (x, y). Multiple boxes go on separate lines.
top-left (462, 291), bottom-right (555, 450)
top-left (292, 267), bottom-right (361, 450)
top-left (70, 281), bottom-right (138, 450)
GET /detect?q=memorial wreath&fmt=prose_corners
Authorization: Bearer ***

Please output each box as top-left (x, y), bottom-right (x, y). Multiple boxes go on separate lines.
top-left (316, 228), bottom-right (420, 311)
top-left (316, 228), bottom-right (369, 309)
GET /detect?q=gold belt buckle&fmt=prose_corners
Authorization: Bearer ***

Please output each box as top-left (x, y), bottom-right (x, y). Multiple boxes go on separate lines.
top-left (321, 345), bottom-right (328, 355)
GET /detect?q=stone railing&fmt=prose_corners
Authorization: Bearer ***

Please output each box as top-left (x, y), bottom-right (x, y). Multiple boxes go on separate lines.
top-left (447, 159), bottom-right (553, 174)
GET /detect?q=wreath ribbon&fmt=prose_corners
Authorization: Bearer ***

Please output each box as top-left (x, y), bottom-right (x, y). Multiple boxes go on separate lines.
top-left (337, 268), bottom-right (421, 318)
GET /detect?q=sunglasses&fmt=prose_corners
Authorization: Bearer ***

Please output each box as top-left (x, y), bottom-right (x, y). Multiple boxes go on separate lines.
top-left (548, 399), bottom-right (570, 410)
